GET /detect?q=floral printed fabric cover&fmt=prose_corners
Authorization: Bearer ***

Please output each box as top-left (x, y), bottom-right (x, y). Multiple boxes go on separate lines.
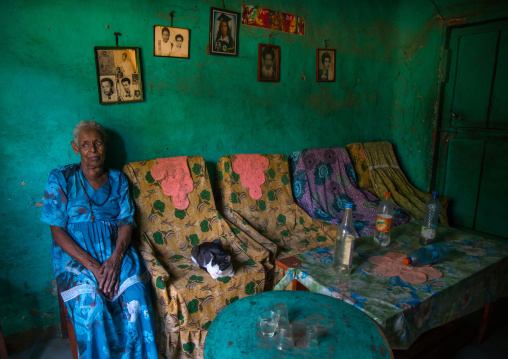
top-left (344, 143), bottom-right (377, 196)
top-left (361, 141), bottom-right (449, 224)
top-left (123, 156), bottom-right (268, 359)
top-left (216, 154), bottom-right (338, 289)
top-left (274, 221), bottom-right (508, 350)
top-left (289, 147), bottom-right (409, 236)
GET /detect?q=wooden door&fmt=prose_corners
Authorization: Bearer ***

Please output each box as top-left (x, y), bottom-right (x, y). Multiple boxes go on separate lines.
top-left (435, 20), bottom-right (508, 239)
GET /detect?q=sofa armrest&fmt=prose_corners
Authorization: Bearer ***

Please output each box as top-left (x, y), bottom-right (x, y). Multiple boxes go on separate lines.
top-left (136, 232), bottom-right (172, 285)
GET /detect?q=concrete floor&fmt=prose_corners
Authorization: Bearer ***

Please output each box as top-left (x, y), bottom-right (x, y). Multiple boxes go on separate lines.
top-left (7, 299), bottom-right (508, 359)
top-left (7, 323), bottom-right (508, 359)
top-left (9, 337), bottom-right (71, 359)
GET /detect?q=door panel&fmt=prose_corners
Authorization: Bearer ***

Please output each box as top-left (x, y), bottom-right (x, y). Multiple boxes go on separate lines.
top-left (443, 139), bottom-right (484, 228)
top-left (475, 140), bottom-right (508, 237)
top-left (452, 32), bottom-right (497, 128)
top-left (489, 30), bottom-right (508, 129)
top-left (436, 19), bottom-right (508, 239)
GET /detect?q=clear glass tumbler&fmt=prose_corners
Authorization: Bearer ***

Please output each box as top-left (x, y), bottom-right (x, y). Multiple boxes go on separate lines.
top-left (273, 303), bottom-right (289, 325)
top-left (304, 325), bottom-right (318, 349)
top-left (275, 323), bottom-right (294, 350)
top-left (259, 309), bottom-right (279, 337)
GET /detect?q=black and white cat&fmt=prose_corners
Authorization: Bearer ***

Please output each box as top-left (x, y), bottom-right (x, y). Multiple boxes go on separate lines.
top-left (191, 239), bottom-right (235, 279)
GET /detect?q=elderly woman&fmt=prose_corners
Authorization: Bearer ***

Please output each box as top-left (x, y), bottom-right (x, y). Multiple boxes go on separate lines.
top-left (40, 120), bottom-right (158, 358)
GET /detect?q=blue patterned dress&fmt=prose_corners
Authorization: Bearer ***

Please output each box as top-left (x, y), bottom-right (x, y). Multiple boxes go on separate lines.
top-left (41, 163), bottom-right (158, 359)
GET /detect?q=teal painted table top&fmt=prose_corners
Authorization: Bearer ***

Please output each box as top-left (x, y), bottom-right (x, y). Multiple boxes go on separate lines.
top-left (273, 221), bottom-right (508, 350)
top-left (204, 290), bottom-right (392, 359)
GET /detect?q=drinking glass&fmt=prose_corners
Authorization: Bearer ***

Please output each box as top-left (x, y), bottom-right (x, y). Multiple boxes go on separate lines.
top-left (304, 325), bottom-right (318, 349)
top-left (275, 323), bottom-right (294, 350)
top-left (259, 309), bottom-right (279, 337)
top-left (273, 302), bottom-right (289, 324)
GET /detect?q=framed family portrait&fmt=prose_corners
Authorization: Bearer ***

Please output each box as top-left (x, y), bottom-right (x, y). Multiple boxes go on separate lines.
top-left (154, 26), bottom-right (190, 59)
top-left (316, 49), bottom-right (336, 82)
top-left (94, 47), bottom-right (143, 105)
top-left (209, 7), bottom-right (239, 56)
top-left (258, 44), bottom-right (280, 82)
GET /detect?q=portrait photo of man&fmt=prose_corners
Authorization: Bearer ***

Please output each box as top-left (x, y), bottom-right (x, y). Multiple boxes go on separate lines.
top-left (120, 77), bottom-right (132, 100)
top-left (100, 77), bottom-right (118, 102)
top-left (261, 47), bottom-right (276, 80)
top-left (155, 26), bottom-right (172, 56)
top-left (258, 44), bottom-right (280, 82)
top-left (210, 8), bottom-right (239, 56)
top-left (317, 49), bottom-right (336, 82)
top-left (98, 50), bottom-right (115, 76)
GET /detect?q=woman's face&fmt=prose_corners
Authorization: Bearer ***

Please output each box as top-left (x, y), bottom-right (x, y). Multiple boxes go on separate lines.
top-left (220, 21), bottom-right (228, 36)
top-left (72, 128), bottom-right (106, 170)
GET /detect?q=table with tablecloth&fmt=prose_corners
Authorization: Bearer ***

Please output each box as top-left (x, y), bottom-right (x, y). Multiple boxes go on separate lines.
top-left (204, 290), bottom-right (392, 359)
top-left (273, 221), bottom-right (508, 350)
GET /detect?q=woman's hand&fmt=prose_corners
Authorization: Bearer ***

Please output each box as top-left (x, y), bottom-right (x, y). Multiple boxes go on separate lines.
top-left (96, 224), bottom-right (132, 299)
top-left (98, 253), bottom-right (123, 299)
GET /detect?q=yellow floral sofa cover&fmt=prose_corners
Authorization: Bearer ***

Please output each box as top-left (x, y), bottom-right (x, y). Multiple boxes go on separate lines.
top-left (216, 154), bottom-right (337, 288)
top-left (123, 156), bottom-right (268, 359)
top-left (346, 142), bottom-right (449, 224)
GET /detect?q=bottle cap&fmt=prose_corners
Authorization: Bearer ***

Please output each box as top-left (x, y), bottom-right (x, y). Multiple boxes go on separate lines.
top-left (432, 190), bottom-right (439, 199)
top-left (384, 192), bottom-right (391, 198)
top-left (402, 257), bottom-right (411, 265)
top-left (345, 202), bottom-right (353, 209)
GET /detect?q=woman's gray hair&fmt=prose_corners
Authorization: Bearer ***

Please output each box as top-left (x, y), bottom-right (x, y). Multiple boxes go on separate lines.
top-left (73, 120), bottom-right (108, 144)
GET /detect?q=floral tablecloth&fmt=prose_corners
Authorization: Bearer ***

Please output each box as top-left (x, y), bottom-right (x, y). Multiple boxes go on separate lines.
top-left (273, 221), bottom-right (508, 350)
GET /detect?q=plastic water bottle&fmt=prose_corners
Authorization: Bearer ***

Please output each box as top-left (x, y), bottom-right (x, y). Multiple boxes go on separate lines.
top-left (332, 202), bottom-right (357, 275)
top-left (373, 192), bottom-right (393, 247)
top-left (402, 242), bottom-right (450, 266)
top-left (420, 191), bottom-right (443, 246)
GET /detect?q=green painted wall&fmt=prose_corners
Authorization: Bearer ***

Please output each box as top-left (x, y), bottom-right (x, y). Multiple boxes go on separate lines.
top-left (1, 0), bottom-right (506, 336)
top-left (392, 0), bottom-right (508, 191)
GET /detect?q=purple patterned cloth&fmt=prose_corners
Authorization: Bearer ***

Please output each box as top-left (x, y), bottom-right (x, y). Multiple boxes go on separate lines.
top-left (289, 148), bottom-right (409, 236)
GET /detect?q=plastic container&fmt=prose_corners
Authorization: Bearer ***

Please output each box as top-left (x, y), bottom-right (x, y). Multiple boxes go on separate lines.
top-left (332, 202), bottom-right (357, 275)
top-left (402, 242), bottom-right (451, 266)
top-left (373, 192), bottom-right (394, 247)
top-left (420, 190), bottom-right (442, 245)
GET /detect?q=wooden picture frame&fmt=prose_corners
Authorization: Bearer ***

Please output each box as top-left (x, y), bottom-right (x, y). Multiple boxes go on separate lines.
top-left (316, 49), bottom-right (336, 82)
top-left (209, 7), bottom-right (240, 56)
top-left (153, 26), bottom-right (190, 59)
top-left (94, 47), bottom-right (143, 105)
top-left (258, 44), bottom-right (280, 82)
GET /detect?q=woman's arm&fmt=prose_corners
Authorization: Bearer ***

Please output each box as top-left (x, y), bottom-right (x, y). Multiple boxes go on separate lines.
top-left (98, 223), bottom-right (132, 299)
top-left (50, 224), bottom-right (132, 299)
top-left (50, 225), bottom-right (102, 278)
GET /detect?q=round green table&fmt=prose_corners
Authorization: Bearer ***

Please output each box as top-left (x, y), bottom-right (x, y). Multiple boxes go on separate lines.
top-left (204, 290), bottom-right (392, 358)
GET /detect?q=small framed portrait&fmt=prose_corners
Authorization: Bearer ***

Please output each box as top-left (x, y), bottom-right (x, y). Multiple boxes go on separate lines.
top-left (94, 47), bottom-right (143, 105)
top-left (258, 44), bottom-right (280, 82)
top-left (316, 49), bottom-right (336, 82)
top-left (154, 26), bottom-right (190, 59)
top-left (210, 7), bottom-right (240, 56)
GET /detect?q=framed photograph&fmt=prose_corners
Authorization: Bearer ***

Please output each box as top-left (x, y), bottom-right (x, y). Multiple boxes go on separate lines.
top-left (210, 7), bottom-right (239, 56)
top-left (258, 44), bottom-right (280, 82)
top-left (94, 47), bottom-right (143, 105)
top-left (316, 49), bottom-right (336, 82)
top-left (154, 26), bottom-right (190, 59)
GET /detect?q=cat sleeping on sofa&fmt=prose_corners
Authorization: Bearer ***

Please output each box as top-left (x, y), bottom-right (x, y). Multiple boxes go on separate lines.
top-left (191, 239), bottom-right (235, 279)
